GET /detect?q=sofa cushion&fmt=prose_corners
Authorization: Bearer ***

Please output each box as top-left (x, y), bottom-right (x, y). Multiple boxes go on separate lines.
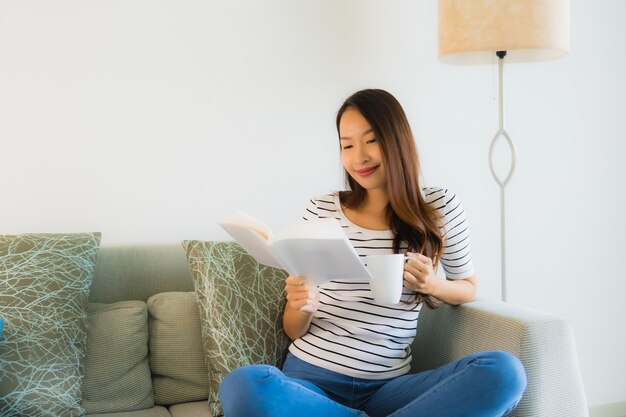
top-left (82, 301), bottom-right (154, 414)
top-left (0, 232), bottom-right (102, 417)
top-left (147, 292), bottom-right (208, 405)
top-left (89, 244), bottom-right (195, 304)
top-left (85, 405), bottom-right (171, 417)
top-left (182, 241), bottom-right (291, 417)
top-left (168, 400), bottom-right (213, 417)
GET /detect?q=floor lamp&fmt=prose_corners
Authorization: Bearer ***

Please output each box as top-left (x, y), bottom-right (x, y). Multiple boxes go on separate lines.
top-left (438, 0), bottom-right (570, 302)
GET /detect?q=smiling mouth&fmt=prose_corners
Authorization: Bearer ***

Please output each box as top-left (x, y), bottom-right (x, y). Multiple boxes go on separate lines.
top-left (355, 166), bottom-right (379, 177)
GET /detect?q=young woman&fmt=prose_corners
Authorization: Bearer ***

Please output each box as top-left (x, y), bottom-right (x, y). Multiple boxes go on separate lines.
top-left (219, 89), bottom-right (527, 417)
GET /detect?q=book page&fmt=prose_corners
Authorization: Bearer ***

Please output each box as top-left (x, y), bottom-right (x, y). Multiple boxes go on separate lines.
top-left (272, 238), bottom-right (371, 285)
top-left (220, 215), bottom-right (372, 284)
top-left (275, 217), bottom-right (346, 240)
top-left (219, 221), bottom-right (285, 269)
top-left (272, 218), bottom-right (372, 285)
top-left (221, 211), bottom-right (273, 240)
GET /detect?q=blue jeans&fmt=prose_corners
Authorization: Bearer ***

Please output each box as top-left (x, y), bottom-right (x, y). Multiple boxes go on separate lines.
top-left (219, 350), bottom-right (527, 417)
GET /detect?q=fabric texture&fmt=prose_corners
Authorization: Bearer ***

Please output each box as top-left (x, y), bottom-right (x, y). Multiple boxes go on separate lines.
top-left (82, 301), bottom-right (154, 414)
top-left (182, 240), bottom-right (291, 417)
top-left (147, 291), bottom-right (208, 405)
top-left (90, 244), bottom-right (194, 304)
top-left (85, 405), bottom-right (171, 417)
top-left (0, 232), bottom-right (102, 417)
top-left (168, 401), bottom-right (213, 417)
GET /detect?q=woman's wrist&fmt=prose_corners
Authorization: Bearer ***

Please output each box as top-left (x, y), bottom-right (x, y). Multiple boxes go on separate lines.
top-left (283, 307), bottom-right (314, 340)
top-left (425, 276), bottom-right (443, 298)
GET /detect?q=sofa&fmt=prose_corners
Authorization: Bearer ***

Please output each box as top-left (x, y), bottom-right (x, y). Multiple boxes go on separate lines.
top-left (1, 241), bottom-right (589, 417)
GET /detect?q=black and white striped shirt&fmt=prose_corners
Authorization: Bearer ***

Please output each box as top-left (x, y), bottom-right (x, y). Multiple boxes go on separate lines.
top-left (288, 187), bottom-right (475, 379)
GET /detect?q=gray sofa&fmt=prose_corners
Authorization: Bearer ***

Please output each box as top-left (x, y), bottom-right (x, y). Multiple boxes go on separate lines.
top-left (86, 243), bottom-right (589, 417)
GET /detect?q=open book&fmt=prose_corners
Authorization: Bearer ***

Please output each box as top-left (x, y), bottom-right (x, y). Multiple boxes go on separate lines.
top-left (219, 212), bottom-right (372, 285)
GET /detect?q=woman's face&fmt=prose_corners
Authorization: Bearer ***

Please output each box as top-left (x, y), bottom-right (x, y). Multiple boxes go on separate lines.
top-left (339, 107), bottom-right (387, 192)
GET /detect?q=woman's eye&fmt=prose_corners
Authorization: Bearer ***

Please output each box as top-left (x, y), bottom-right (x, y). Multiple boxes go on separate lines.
top-left (367, 138), bottom-right (378, 144)
top-left (342, 145), bottom-right (353, 150)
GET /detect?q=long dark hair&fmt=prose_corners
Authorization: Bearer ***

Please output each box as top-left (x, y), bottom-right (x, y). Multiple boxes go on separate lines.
top-left (336, 89), bottom-right (443, 309)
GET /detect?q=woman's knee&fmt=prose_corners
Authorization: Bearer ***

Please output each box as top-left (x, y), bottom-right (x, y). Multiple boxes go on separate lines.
top-left (219, 364), bottom-right (281, 400)
top-left (480, 350), bottom-right (527, 398)
top-left (221, 364), bottom-right (280, 386)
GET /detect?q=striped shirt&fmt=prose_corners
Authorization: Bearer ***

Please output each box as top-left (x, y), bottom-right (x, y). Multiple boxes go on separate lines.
top-left (288, 187), bottom-right (475, 379)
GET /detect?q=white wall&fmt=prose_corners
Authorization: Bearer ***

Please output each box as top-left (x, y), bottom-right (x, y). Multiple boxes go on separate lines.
top-left (1, 0), bottom-right (624, 409)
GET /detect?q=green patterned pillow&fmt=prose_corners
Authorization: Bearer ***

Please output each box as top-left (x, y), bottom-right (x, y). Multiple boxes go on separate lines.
top-left (182, 241), bottom-right (291, 417)
top-left (0, 232), bottom-right (102, 417)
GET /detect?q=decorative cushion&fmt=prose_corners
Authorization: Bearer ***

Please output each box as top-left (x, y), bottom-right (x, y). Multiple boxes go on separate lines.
top-left (0, 232), bottom-right (102, 417)
top-left (182, 241), bottom-right (291, 417)
top-left (82, 301), bottom-right (154, 414)
top-left (147, 291), bottom-right (208, 405)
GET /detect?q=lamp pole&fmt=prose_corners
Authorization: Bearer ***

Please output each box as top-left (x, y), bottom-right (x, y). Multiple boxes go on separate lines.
top-left (488, 51), bottom-right (517, 302)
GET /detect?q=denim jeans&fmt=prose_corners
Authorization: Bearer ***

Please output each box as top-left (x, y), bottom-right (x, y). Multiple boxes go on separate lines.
top-left (219, 350), bottom-right (527, 417)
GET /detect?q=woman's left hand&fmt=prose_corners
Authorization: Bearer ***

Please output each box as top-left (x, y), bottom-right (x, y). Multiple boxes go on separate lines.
top-left (403, 252), bottom-right (439, 296)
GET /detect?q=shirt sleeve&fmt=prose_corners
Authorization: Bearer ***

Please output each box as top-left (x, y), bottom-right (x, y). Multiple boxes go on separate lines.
top-left (438, 189), bottom-right (475, 280)
top-left (302, 198), bottom-right (319, 221)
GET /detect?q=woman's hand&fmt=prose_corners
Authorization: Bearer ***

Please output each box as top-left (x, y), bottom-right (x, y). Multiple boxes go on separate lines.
top-left (283, 276), bottom-right (318, 340)
top-left (284, 275), bottom-right (319, 314)
top-left (404, 252), bottom-right (478, 307)
top-left (403, 252), bottom-right (439, 296)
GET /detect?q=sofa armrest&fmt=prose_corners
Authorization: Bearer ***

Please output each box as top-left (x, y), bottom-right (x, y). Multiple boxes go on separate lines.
top-left (410, 298), bottom-right (588, 417)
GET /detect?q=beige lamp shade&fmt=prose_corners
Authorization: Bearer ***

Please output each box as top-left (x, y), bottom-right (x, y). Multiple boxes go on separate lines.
top-left (439, 0), bottom-right (570, 64)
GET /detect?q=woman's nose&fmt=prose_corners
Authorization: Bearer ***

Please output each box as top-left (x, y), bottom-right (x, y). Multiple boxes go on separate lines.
top-left (355, 147), bottom-right (369, 165)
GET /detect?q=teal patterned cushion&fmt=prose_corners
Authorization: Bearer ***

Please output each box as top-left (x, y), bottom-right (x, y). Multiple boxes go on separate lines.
top-left (0, 233), bottom-right (102, 417)
top-left (182, 241), bottom-right (290, 417)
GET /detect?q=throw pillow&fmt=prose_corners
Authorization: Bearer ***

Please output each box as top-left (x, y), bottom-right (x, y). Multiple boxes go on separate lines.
top-left (182, 241), bottom-right (291, 417)
top-left (0, 232), bottom-right (102, 417)
top-left (147, 292), bottom-right (208, 405)
top-left (82, 301), bottom-right (154, 414)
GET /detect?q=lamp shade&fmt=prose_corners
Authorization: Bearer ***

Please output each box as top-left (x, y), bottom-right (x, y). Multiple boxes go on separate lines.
top-left (439, 0), bottom-right (570, 64)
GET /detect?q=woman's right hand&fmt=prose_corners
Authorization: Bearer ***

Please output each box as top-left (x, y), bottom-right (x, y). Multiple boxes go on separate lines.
top-left (284, 275), bottom-right (319, 314)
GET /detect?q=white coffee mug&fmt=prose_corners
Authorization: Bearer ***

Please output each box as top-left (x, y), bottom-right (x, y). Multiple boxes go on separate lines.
top-left (366, 254), bottom-right (407, 305)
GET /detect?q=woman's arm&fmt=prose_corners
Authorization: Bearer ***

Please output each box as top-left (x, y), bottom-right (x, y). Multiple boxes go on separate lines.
top-left (429, 274), bottom-right (477, 305)
top-left (282, 275), bottom-right (319, 340)
top-left (404, 252), bottom-right (477, 306)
